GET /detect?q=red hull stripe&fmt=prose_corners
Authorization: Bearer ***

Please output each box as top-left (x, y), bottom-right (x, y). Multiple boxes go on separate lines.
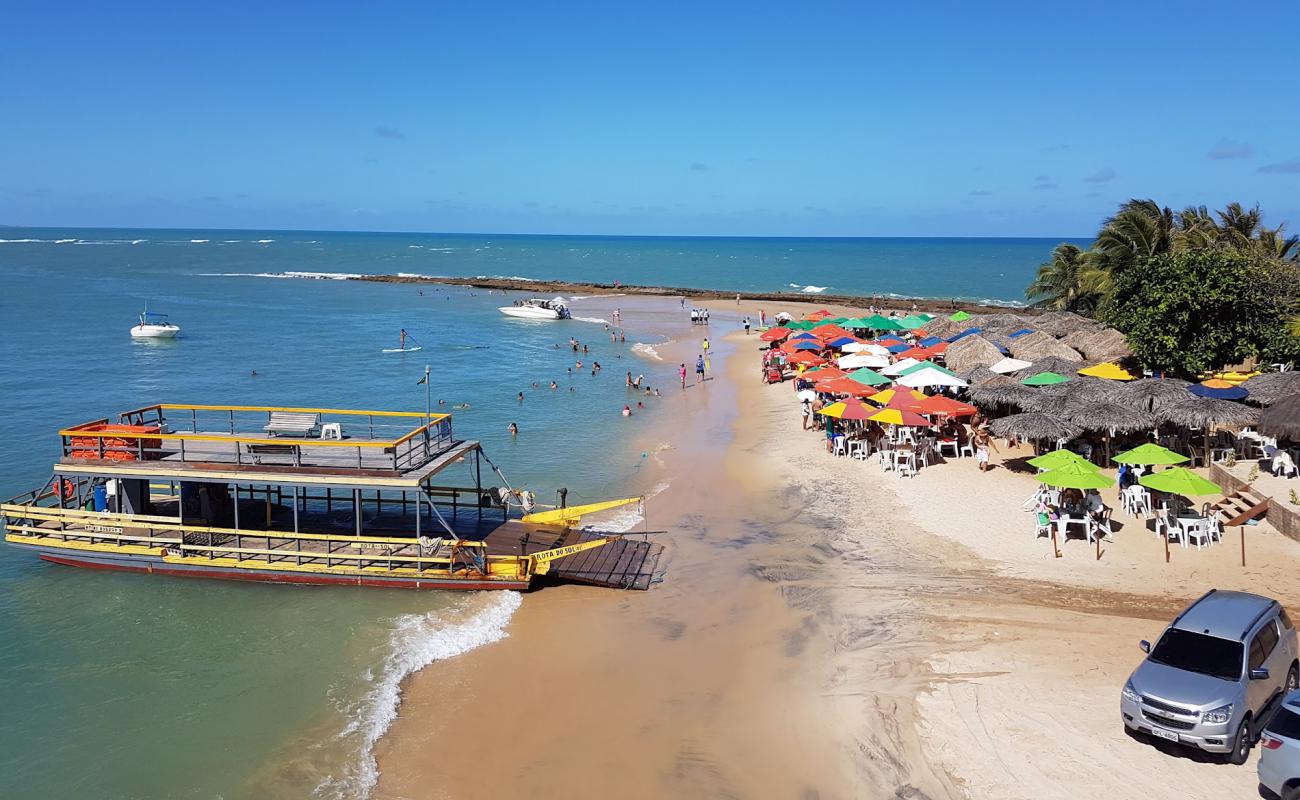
top-left (37, 554), bottom-right (528, 591)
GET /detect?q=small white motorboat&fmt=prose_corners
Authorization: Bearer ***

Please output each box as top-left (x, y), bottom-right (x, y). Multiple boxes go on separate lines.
top-left (130, 309), bottom-right (180, 339)
top-left (498, 298), bottom-right (571, 320)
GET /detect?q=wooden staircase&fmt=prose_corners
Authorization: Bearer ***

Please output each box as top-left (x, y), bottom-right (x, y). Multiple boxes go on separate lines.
top-left (1210, 489), bottom-right (1271, 526)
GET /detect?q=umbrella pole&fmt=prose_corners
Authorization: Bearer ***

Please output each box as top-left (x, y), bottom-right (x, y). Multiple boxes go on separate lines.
top-left (1164, 526), bottom-right (1169, 564)
top-left (1052, 527), bottom-right (1060, 559)
top-left (1241, 525), bottom-right (1246, 568)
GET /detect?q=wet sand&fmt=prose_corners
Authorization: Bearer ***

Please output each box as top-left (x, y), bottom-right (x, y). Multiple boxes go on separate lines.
top-left (373, 297), bottom-right (1300, 799)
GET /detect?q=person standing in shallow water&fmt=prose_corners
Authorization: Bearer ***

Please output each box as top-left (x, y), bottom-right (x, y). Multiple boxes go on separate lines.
top-left (679, 363), bottom-right (687, 389)
top-left (695, 355), bottom-right (705, 384)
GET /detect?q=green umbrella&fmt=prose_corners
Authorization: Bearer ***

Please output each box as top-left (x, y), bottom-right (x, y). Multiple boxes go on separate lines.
top-left (898, 314), bottom-right (930, 330)
top-left (824, 317), bottom-right (848, 325)
top-left (1112, 443), bottom-right (1189, 466)
top-left (1028, 449), bottom-right (1101, 472)
top-left (1037, 461), bottom-right (1115, 489)
top-left (1022, 371), bottom-right (1072, 386)
top-left (949, 310), bottom-right (971, 322)
top-left (847, 367), bottom-right (892, 387)
top-left (898, 360), bottom-right (957, 378)
top-left (784, 321), bottom-right (816, 330)
top-left (841, 317), bottom-right (872, 329)
top-left (1139, 468), bottom-right (1221, 496)
top-left (865, 315), bottom-right (905, 331)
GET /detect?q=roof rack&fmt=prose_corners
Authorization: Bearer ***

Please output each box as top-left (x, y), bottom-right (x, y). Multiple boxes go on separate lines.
top-left (1171, 588), bottom-right (1217, 628)
top-left (1241, 600), bottom-right (1280, 642)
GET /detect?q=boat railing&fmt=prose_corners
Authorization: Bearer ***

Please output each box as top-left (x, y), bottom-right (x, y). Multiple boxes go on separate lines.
top-left (58, 404), bottom-right (455, 474)
top-left (0, 502), bottom-right (523, 577)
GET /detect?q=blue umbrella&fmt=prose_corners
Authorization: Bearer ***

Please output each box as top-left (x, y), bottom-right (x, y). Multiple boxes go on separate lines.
top-left (789, 332), bottom-right (819, 340)
top-left (1188, 382), bottom-right (1249, 400)
top-left (919, 336), bottom-right (942, 347)
top-left (1008, 327), bottom-right (1035, 338)
top-left (828, 336), bottom-right (858, 348)
top-left (886, 342), bottom-right (912, 353)
top-left (792, 341), bottom-right (822, 351)
top-left (948, 327), bottom-right (984, 343)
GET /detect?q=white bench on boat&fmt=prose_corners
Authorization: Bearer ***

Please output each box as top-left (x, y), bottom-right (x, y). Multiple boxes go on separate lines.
top-left (263, 412), bottom-right (320, 438)
top-left (245, 442), bottom-right (301, 466)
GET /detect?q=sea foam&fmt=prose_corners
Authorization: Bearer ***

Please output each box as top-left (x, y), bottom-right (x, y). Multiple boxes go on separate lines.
top-left (315, 591), bottom-right (523, 799)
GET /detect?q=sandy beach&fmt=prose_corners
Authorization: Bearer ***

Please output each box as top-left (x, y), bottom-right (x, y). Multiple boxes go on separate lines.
top-left (372, 296), bottom-right (1300, 799)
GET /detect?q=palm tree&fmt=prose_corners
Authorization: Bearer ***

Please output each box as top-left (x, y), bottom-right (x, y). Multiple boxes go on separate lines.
top-left (1255, 225), bottom-right (1300, 262)
top-left (1092, 198), bottom-right (1176, 275)
top-left (1025, 243), bottom-right (1109, 313)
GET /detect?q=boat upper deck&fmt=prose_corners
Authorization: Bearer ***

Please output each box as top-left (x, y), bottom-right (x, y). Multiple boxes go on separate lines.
top-left (55, 403), bottom-right (465, 486)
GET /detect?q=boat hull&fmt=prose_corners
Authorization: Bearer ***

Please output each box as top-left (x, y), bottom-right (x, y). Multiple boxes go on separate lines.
top-left (13, 542), bottom-right (530, 591)
top-left (130, 325), bottom-right (180, 339)
top-left (498, 306), bottom-right (562, 320)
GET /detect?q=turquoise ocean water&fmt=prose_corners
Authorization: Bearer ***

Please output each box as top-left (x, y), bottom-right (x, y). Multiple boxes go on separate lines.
top-left (0, 228), bottom-right (1064, 798)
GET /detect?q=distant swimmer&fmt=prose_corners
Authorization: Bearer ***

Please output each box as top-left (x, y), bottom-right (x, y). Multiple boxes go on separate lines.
top-left (517, 392), bottom-right (524, 402)
top-left (453, 403), bottom-right (471, 410)
top-left (550, 381), bottom-right (558, 389)
top-left (622, 405), bottom-right (632, 417)
top-left (250, 370), bottom-right (258, 376)
top-left (438, 399), bottom-right (446, 405)
top-left (508, 422), bottom-right (518, 437)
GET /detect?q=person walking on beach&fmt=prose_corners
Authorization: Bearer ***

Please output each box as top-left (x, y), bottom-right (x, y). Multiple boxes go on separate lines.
top-left (743, 317), bottom-right (750, 335)
top-left (736, 293), bottom-right (741, 305)
top-left (973, 424), bottom-right (998, 472)
top-left (695, 355), bottom-right (705, 384)
top-left (679, 363), bottom-right (687, 388)
top-left (759, 308), bottom-right (766, 326)
top-left (702, 337), bottom-right (710, 357)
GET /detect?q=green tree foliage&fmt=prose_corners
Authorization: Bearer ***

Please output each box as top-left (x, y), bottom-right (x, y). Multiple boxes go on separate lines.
top-left (1025, 243), bottom-right (1110, 313)
top-left (1100, 250), bottom-right (1300, 377)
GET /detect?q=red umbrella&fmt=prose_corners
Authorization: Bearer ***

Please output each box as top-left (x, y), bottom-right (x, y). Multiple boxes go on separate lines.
top-left (917, 395), bottom-right (978, 417)
top-left (814, 377), bottom-right (879, 397)
top-left (788, 352), bottom-right (826, 366)
top-left (804, 366), bottom-right (848, 380)
top-left (760, 327), bottom-right (792, 342)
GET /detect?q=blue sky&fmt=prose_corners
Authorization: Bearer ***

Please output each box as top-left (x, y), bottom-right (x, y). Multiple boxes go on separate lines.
top-left (4, 1), bottom-right (1299, 237)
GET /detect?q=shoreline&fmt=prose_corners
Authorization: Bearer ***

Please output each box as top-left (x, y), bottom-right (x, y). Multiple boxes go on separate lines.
top-left (348, 273), bottom-right (1034, 315)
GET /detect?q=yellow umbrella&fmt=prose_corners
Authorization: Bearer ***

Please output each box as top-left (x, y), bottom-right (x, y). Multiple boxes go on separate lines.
top-left (866, 408), bottom-right (931, 426)
top-left (1077, 362), bottom-right (1137, 381)
top-left (865, 388), bottom-right (928, 406)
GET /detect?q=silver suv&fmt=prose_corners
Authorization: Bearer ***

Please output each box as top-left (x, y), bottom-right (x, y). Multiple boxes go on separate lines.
top-left (1121, 589), bottom-right (1298, 764)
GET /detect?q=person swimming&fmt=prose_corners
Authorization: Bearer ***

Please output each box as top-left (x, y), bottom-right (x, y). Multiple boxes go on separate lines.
top-left (508, 422), bottom-right (518, 436)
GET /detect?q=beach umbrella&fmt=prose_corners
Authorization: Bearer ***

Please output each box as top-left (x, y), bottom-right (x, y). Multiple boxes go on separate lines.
top-left (827, 336), bottom-right (859, 349)
top-left (808, 309), bottom-right (833, 320)
top-left (989, 357), bottom-right (1032, 375)
top-left (792, 341), bottom-right (823, 351)
top-left (898, 315), bottom-right (930, 330)
top-left (846, 367), bottom-right (892, 387)
top-left (1127, 377), bottom-right (1193, 412)
top-left (1022, 371), bottom-right (1072, 386)
top-left (918, 336), bottom-right (943, 347)
top-left (1008, 327), bottom-right (1035, 339)
top-left (881, 392), bottom-right (928, 412)
top-left (759, 328), bottom-right (792, 342)
top-left (896, 367), bottom-right (968, 390)
top-left (841, 342), bottom-right (886, 355)
top-left (867, 408), bottom-right (931, 427)
top-left (796, 389), bottom-right (818, 402)
top-left (819, 400), bottom-right (876, 420)
top-left (947, 327), bottom-right (985, 343)
top-left (1037, 462), bottom-right (1116, 490)
top-left (866, 315), bottom-right (906, 331)
top-left (841, 317), bottom-right (872, 329)
top-left (802, 366), bottom-right (847, 381)
top-left (784, 321), bottom-right (816, 330)
top-left (1078, 362), bottom-right (1137, 381)
top-left (866, 388), bottom-right (929, 406)
top-left (1139, 467), bottom-right (1222, 496)
top-left (814, 377), bottom-right (878, 397)
top-left (789, 331), bottom-right (819, 340)
top-left (885, 342), bottom-right (912, 354)
top-left (1242, 372), bottom-right (1300, 406)
top-left (898, 360), bottom-right (956, 377)
top-left (837, 353), bottom-right (890, 370)
top-left (916, 395), bottom-right (978, 418)
top-left (949, 310), bottom-right (971, 322)
top-left (882, 357), bottom-right (921, 377)
top-left (787, 352), bottom-right (825, 367)
top-left (1027, 449), bottom-right (1099, 471)
top-left (1112, 443), bottom-right (1189, 466)
top-left (1189, 379), bottom-right (1249, 401)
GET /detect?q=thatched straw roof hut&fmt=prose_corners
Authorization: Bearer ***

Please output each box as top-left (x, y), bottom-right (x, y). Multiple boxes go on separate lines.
top-left (1015, 356), bottom-right (1083, 379)
top-left (1033, 311), bottom-right (1096, 337)
top-left (1156, 397), bottom-right (1261, 429)
top-left (958, 366), bottom-right (998, 385)
top-left (1008, 331), bottom-right (1084, 363)
top-left (1067, 376), bottom-right (1135, 404)
top-left (1060, 327), bottom-right (1133, 361)
top-left (987, 412), bottom-right (1082, 442)
top-left (1260, 394), bottom-right (1300, 441)
top-left (1064, 401), bottom-right (1156, 433)
top-left (969, 382), bottom-right (1036, 410)
top-left (919, 318), bottom-right (964, 340)
top-left (1127, 377), bottom-right (1192, 412)
top-left (945, 334), bottom-right (1004, 374)
top-left (1242, 372), bottom-right (1300, 407)
top-left (978, 312), bottom-right (1030, 330)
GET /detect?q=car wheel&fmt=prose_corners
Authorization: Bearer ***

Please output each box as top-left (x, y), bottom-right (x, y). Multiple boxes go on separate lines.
top-left (1283, 783), bottom-right (1300, 800)
top-left (1229, 719), bottom-right (1252, 765)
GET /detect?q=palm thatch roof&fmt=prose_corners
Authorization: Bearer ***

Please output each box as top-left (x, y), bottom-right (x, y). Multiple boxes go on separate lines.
top-left (1156, 397), bottom-right (1261, 429)
top-left (1015, 356), bottom-right (1083, 379)
top-left (977, 312), bottom-right (1031, 330)
top-left (1008, 331), bottom-right (1084, 363)
top-left (1127, 377), bottom-right (1192, 412)
top-left (1068, 376), bottom-right (1135, 404)
top-left (944, 334), bottom-right (1004, 374)
top-left (1059, 327), bottom-right (1133, 361)
top-left (918, 317), bottom-right (964, 340)
top-left (1242, 372), bottom-right (1300, 407)
top-left (1063, 401), bottom-right (1156, 433)
top-left (1032, 311), bottom-right (1097, 337)
top-left (969, 382), bottom-right (1036, 410)
top-left (987, 412), bottom-right (1082, 442)
top-left (958, 366), bottom-right (998, 385)
top-left (1260, 394), bottom-right (1300, 441)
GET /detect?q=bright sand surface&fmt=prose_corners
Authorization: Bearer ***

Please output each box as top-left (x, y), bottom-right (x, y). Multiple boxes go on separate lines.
top-left (373, 296), bottom-right (1300, 799)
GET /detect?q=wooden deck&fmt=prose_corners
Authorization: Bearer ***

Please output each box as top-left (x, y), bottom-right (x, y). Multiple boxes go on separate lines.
top-left (483, 521), bottom-right (664, 590)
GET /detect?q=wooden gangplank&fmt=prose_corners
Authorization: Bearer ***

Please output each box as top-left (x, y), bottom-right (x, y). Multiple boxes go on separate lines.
top-left (481, 522), bottom-right (663, 590)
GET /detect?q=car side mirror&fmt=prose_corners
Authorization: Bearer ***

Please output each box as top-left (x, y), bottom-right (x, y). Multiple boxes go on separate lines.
top-left (1139, 640), bottom-right (1151, 654)
top-left (1251, 668), bottom-right (1270, 681)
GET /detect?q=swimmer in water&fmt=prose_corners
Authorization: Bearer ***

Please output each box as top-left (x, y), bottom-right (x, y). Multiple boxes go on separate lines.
top-left (517, 392), bottom-right (524, 402)
top-left (508, 422), bottom-right (518, 436)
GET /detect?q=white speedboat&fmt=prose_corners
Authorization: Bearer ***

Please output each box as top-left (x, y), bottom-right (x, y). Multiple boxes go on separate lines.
top-left (130, 309), bottom-right (180, 339)
top-left (498, 298), bottom-right (571, 320)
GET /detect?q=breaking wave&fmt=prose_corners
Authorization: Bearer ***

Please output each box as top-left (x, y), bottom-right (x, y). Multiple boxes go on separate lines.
top-left (631, 342), bottom-right (663, 361)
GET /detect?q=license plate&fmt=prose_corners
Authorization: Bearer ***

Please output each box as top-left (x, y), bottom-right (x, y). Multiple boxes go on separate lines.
top-left (1149, 727), bottom-right (1179, 742)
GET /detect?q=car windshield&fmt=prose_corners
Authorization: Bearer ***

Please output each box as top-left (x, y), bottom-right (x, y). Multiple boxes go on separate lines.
top-left (1149, 629), bottom-right (1243, 682)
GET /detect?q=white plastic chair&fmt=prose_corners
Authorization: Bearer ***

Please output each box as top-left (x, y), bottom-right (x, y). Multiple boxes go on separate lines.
top-left (937, 438), bottom-right (959, 458)
top-left (893, 450), bottom-right (917, 477)
top-left (848, 439), bottom-right (867, 461)
top-left (1181, 518), bottom-right (1211, 551)
top-left (959, 440), bottom-right (975, 458)
top-left (832, 437), bottom-right (847, 457)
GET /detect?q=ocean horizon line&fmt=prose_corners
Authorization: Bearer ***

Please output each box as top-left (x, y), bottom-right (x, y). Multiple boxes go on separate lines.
top-left (0, 223), bottom-right (1094, 243)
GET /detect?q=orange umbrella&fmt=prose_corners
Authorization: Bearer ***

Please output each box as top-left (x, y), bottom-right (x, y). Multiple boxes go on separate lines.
top-left (916, 395), bottom-right (978, 417)
top-left (803, 366), bottom-right (848, 381)
top-left (759, 328), bottom-right (792, 342)
top-left (814, 377), bottom-right (879, 397)
top-left (788, 351), bottom-right (826, 367)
